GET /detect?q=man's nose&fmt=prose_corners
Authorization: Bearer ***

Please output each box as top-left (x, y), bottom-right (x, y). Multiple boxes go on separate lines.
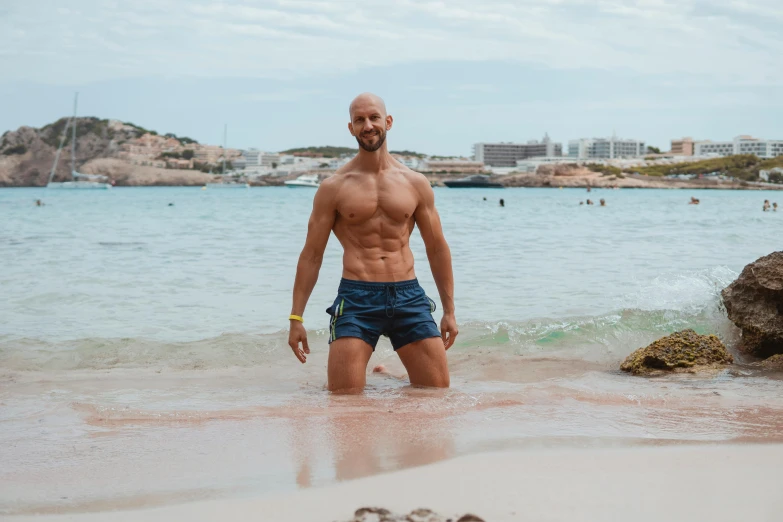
top-left (363, 121), bottom-right (374, 132)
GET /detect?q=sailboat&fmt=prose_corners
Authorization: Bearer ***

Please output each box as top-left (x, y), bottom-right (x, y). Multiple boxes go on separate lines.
top-left (47, 93), bottom-right (112, 190)
top-left (205, 124), bottom-right (249, 189)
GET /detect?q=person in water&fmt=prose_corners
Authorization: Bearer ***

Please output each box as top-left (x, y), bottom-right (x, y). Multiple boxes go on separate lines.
top-left (689, 197), bottom-right (700, 205)
top-left (599, 198), bottom-right (606, 206)
top-left (774, 202), bottom-right (778, 212)
top-left (763, 200), bottom-right (770, 211)
top-left (499, 198), bottom-right (505, 207)
top-left (287, 93), bottom-right (457, 392)
top-left (586, 199), bottom-right (594, 205)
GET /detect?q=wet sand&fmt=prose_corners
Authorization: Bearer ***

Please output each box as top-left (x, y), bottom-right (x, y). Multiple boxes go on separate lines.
top-left (5, 444), bottom-right (783, 522)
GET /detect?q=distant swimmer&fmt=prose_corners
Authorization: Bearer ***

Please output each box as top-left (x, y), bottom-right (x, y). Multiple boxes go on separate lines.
top-left (482, 197), bottom-right (487, 201)
top-left (586, 186), bottom-right (592, 192)
top-left (774, 202), bottom-right (778, 212)
top-left (579, 201), bottom-right (584, 205)
top-left (600, 198), bottom-right (606, 206)
top-left (689, 197), bottom-right (700, 205)
top-left (287, 92), bottom-right (455, 392)
top-left (35, 199), bottom-right (44, 207)
top-left (499, 198), bottom-right (505, 207)
top-left (168, 203), bottom-right (174, 206)
top-left (586, 199), bottom-right (594, 205)
top-left (763, 199), bottom-right (770, 212)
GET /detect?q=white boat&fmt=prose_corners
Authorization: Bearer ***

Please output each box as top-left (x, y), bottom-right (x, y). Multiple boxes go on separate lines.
top-left (47, 93), bottom-right (112, 190)
top-left (284, 174), bottom-right (320, 188)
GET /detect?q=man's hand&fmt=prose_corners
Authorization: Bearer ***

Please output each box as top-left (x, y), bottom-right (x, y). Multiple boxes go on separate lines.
top-left (440, 313), bottom-right (458, 350)
top-left (288, 321), bottom-right (310, 363)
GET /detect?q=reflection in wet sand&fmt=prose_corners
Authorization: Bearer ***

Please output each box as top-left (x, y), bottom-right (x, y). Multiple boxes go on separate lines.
top-left (4, 355), bottom-right (783, 515)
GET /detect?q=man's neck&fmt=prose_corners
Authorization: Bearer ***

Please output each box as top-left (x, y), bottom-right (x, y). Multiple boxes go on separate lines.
top-left (354, 144), bottom-right (395, 173)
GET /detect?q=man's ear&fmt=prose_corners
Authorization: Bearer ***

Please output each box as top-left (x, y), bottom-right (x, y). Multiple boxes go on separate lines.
top-left (386, 115), bottom-right (393, 130)
top-left (348, 122), bottom-right (355, 136)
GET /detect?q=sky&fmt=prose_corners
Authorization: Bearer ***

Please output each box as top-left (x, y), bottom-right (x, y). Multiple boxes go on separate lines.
top-left (1, 0), bottom-right (782, 156)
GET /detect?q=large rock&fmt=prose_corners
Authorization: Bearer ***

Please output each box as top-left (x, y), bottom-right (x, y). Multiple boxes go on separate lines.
top-left (761, 354), bottom-right (783, 371)
top-left (620, 329), bottom-right (733, 375)
top-left (722, 252), bottom-right (783, 357)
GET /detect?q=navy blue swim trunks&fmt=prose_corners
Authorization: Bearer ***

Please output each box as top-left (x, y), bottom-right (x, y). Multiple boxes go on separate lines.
top-left (325, 278), bottom-right (441, 351)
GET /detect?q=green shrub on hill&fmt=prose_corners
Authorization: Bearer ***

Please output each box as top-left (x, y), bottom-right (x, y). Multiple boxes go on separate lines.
top-left (2, 144), bottom-right (27, 155)
top-left (586, 163), bottom-right (623, 176)
top-left (281, 146), bottom-right (358, 157)
top-left (633, 154), bottom-right (763, 180)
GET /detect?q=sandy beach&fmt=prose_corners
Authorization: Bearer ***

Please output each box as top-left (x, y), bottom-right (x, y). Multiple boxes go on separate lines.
top-left (4, 444), bottom-right (781, 522)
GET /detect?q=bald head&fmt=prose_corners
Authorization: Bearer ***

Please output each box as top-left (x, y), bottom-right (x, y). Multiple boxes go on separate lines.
top-left (349, 92), bottom-right (387, 120)
top-left (348, 93), bottom-right (393, 153)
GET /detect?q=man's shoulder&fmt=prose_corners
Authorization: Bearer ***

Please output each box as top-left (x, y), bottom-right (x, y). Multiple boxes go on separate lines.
top-left (398, 166), bottom-right (431, 192)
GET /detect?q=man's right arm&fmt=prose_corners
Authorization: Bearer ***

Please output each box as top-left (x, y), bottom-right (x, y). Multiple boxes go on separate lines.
top-left (288, 178), bottom-right (338, 363)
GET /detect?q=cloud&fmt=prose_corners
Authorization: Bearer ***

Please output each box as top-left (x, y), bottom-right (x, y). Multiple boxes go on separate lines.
top-left (0, 0), bottom-right (781, 88)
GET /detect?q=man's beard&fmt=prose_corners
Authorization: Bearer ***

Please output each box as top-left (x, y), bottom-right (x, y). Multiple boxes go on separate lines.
top-left (356, 128), bottom-right (386, 152)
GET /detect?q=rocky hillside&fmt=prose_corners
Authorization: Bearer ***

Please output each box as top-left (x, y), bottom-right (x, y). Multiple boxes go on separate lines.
top-left (0, 118), bottom-right (205, 187)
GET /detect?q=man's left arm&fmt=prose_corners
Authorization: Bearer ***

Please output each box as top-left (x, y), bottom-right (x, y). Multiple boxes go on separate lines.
top-left (413, 176), bottom-right (458, 349)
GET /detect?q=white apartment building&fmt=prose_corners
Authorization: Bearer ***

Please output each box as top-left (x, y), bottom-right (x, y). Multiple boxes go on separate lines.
top-left (242, 148), bottom-right (263, 168)
top-left (694, 136), bottom-right (783, 158)
top-left (474, 134), bottom-right (562, 167)
top-left (568, 135), bottom-right (646, 159)
top-left (261, 153), bottom-right (280, 167)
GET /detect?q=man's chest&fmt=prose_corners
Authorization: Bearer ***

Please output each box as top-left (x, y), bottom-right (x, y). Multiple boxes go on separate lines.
top-left (336, 179), bottom-right (418, 226)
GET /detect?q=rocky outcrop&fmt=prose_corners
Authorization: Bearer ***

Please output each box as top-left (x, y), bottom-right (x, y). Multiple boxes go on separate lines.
top-left (620, 329), bottom-right (733, 375)
top-left (722, 252), bottom-right (783, 357)
top-left (761, 354), bottom-right (783, 371)
top-left (345, 508), bottom-right (484, 522)
top-left (81, 158), bottom-right (213, 186)
top-left (0, 118), bottom-right (205, 187)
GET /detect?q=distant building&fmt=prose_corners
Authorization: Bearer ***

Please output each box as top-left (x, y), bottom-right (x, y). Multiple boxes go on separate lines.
top-left (242, 148), bottom-right (263, 168)
top-left (261, 153), bottom-right (280, 167)
top-left (193, 145), bottom-right (224, 164)
top-left (693, 136), bottom-right (783, 158)
top-left (474, 134), bottom-right (562, 167)
top-left (693, 140), bottom-right (734, 157)
top-left (670, 137), bottom-right (695, 156)
top-left (568, 135), bottom-right (646, 159)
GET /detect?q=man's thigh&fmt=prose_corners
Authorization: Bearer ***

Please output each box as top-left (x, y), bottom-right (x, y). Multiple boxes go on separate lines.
top-left (396, 337), bottom-right (450, 388)
top-left (327, 336), bottom-right (374, 393)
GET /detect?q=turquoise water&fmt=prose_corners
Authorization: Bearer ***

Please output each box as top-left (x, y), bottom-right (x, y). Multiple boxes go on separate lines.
top-left (1, 186), bottom-right (781, 343)
top-left (1, 186), bottom-right (783, 515)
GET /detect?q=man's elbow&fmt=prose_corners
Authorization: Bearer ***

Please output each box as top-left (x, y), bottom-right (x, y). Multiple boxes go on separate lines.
top-left (426, 240), bottom-right (451, 259)
top-left (299, 249), bottom-right (324, 266)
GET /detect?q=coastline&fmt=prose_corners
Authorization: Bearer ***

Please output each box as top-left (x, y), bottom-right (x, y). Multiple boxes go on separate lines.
top-left (6, 444), bottom-right (782, 522)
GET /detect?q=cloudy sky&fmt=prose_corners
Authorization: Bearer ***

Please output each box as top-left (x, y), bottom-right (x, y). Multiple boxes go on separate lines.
top-left (1, 0), bottom-right (781, 155)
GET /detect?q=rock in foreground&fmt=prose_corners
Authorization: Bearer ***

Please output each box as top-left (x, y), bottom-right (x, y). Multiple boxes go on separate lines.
top-left (345, 507), bottom-right (484, 522)
top-left (761, 354), bottom-right (783, 371)
top-left (722, 251), bottom-right (783, 357)
top-left (620, 329), bottom-right (733, 375)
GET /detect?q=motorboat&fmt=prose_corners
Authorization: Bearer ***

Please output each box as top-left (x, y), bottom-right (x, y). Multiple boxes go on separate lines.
top-left (443, 174), bottom-right (503, 188)
top-left (284, 174), bottom-right (320, 188)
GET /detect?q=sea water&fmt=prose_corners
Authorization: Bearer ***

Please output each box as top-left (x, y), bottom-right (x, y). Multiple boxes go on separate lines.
top-left (1, 186), bottom-right (782, 514)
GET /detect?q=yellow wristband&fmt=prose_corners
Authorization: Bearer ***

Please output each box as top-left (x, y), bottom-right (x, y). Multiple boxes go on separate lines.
top-left (289, 314), bottom-right (304, 323)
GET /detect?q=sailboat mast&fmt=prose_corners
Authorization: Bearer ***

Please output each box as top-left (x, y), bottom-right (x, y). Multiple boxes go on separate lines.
top-left (222, 124), bottom-right (227, 175)
top-left (71, 92), bottom-right (79, 175)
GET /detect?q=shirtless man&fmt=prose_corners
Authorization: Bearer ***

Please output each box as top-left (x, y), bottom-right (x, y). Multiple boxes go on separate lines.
top-left (287, 93), bottom-right (457, 392)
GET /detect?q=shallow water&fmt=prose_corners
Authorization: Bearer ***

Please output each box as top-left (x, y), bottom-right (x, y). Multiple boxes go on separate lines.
top-left (1, 186), bottom-right (782, 514)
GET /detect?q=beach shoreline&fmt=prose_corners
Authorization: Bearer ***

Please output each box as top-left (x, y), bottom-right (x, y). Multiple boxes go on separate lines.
top-left (5, 444), bottom-right (782, 522)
